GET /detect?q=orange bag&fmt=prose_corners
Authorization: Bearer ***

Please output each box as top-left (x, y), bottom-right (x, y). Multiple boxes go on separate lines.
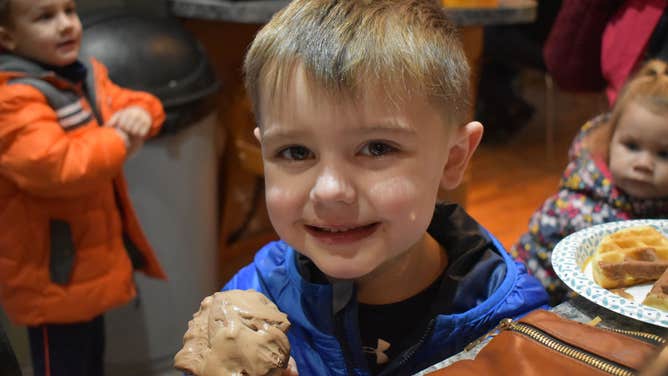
top-left (427, 309), bottom-right (665, 376)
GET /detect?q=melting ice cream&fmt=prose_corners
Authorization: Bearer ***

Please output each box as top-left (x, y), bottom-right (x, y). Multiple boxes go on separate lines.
top-left (174, 290), bottom-right (291, 376)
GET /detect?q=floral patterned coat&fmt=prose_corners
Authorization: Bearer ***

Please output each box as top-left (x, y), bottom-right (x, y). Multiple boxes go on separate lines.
top-left (511, 114), bottom-right (668, 305)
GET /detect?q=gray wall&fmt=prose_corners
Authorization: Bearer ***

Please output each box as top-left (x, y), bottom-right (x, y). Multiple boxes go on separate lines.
top-left (77, 0), bottom-right (169, 17)
top-left (78, 0), bottom-right (125, 10)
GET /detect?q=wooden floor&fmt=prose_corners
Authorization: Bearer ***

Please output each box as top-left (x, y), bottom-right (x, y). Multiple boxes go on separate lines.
top-left (465, 70), bottom-right (608, 249)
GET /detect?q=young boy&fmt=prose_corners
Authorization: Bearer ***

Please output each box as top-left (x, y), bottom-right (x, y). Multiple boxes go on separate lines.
top-left (0, 0), bottom-right (167, 375)
top-left (223, 0), bottom-right (549, 375)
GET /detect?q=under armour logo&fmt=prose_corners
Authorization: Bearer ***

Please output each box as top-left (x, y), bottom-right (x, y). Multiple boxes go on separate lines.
top-left (363, 338), bottom-right (391, 364)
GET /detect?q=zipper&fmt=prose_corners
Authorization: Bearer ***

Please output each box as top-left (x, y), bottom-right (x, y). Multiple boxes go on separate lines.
top-left (377, 319), bottom-right (436, 375)
top-left (464, 318), bottom-right (512, 351)
top-left (334, 312), bottom-right (357, 376)
top-left (601, 326), bottom-right (666, 346)
top-left (498, 319), bottom-right (640, 376)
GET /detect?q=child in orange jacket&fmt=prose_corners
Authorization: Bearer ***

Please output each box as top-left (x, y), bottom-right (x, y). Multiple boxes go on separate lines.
top-left (0, 0), bottom-right (167, 375)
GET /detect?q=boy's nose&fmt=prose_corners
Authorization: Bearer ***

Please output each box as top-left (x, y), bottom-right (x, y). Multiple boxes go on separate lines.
top-left (57, 13), bottom-right (74, 32)
top-left (309, 167), bottom-right (356, 205)
top-left (633, 152), bottom-right (655, 174)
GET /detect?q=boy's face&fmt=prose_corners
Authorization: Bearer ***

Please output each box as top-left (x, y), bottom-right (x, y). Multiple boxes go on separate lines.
top-left (0, 0), bottom-right (81, 67)
top-left (255, 66), bottom-right (481, 280)
top-left (610, 101), bottom-right (668, 199)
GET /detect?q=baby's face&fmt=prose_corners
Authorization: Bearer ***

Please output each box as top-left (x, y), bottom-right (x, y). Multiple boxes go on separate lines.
top-left (0, 0), bottom-right (81, 67)
top-left (256, 66), bottom-right (457, 280)
top-left (609, 101), bottom-right (668, 199)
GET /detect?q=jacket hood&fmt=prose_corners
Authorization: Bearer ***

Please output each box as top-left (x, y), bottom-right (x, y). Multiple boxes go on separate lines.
top-left (0, 54), bottom-right (50, 76)
top-left (0, 54), bottom-right (88, 85)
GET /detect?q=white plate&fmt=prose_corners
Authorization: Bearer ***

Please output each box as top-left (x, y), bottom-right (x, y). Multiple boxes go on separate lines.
top-left (552, 219), bottom-right (668, 328)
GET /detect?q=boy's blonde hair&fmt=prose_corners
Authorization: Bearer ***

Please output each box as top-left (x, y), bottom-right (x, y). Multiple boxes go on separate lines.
top-left (244, 0), bottom-right (471, 127)
top-left (586, 59), bottom-right (668, 159)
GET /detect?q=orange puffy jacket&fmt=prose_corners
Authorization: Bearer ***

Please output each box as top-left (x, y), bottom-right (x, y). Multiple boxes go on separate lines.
top-left (0, 55), bottom-right (167, 325)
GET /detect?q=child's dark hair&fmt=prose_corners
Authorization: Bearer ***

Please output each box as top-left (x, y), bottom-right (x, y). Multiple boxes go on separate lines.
top-left (0, 0), bottom-right (10, 25)
top-left (244, 0), bottom-right (471, 128)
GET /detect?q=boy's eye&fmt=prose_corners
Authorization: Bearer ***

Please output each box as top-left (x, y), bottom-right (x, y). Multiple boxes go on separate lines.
top-left (277, 145), bottom-right (313, 161)
top-left (623, 141), bottom-right (640, 152)
top-left (657, 150), bottom-right (668, 160)
top-left (36, 12), bottom-right (53, 21)
top-left (360, 141), bottom-right (397, 157)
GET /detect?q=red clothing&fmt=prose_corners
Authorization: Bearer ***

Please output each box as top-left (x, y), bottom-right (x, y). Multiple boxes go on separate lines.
top-left (0, 57), bottom-right (167, 325)
top-left (602, 0), bottom-right (667, 104)
top-left (544, 0), bottom-right (668, 104)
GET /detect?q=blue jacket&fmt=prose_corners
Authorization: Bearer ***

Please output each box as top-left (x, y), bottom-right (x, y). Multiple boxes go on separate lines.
top-left (224, 204), bottom-right (548, 375)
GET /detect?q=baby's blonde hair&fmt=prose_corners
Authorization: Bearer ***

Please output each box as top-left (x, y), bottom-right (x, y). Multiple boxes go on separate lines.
top-left (586, 59), bottom-right (668, 159)
top-left (612, 59), bottom-right (668, 126)
top-left (244, 0), bottom-right (471, 127)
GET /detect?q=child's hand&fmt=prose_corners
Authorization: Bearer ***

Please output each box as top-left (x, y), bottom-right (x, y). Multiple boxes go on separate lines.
top-left (107, 106), bottom-right (152, 138)
top-left (126, 135), bottom-right (144, 159)
top-left (279, 357), bottom-right (299, 375)
top-left (113, 127), bottom-right (130, 148)
top-left (114, 128), bottom-right (144, 159)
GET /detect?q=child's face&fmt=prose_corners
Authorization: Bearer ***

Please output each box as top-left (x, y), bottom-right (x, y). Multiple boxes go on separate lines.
top-left (609, 101), bottom-right (668, 199)
top-left (255, 67), bottom-right (481, 280)
top-left (0, 0), bottom-right (81, 67)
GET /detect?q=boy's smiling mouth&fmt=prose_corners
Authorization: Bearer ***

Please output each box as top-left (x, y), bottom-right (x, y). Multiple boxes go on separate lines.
top-left (57, 39), bottom-right (77, 49)
top-left (304, 222), bottom-right (380, 244)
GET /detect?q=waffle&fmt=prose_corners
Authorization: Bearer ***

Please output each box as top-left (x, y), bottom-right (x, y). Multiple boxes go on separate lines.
top-left (643, 267), bottom-right (668, 311)
top-left (591, 225), bottom-right (668, 289)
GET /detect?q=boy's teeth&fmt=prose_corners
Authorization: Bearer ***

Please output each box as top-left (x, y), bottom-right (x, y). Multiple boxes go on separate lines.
top-left (322, 227), bottom-right (353, 233)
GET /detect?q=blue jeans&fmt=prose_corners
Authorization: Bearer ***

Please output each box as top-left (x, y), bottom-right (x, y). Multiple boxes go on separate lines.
top-left (28, 315), bottom-right (104, 376)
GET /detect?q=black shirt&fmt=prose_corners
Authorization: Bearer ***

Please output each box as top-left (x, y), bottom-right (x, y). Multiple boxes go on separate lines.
top-left (358, 271), bottom-right (443, 374)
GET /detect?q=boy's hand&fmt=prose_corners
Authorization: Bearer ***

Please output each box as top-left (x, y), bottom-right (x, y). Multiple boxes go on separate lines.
top-left (113, 127), bottom-right (130, 148)
top-left (126, 135), bottom-right (144, 159)
top-left (281, 357), bottom-right (298, 376)
top-left (107, 106), bottom-right (152, 138)
top-left (114, 128), bottom-right (144, 159)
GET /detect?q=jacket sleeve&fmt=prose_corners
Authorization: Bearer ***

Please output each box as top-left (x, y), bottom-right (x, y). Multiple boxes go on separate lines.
top-left (223, 263), bottom-right (264, 292)
top-left (92, 59), bottom-right (166, 139)
top-left (0, 84), bottom-right (128, 198)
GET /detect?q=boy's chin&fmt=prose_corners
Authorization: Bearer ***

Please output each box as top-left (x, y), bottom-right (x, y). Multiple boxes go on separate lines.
top-left (58, 56), bottom-right (80, 66)
top-left (52, 51), bottom-right (81, 67)
top-left (317, 262), bottom-right (375, 281)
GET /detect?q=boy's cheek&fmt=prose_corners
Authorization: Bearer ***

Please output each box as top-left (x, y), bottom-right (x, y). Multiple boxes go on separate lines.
top-left (366, 178), bottom-right (434, 230)
top-left (368, 176), bottom-right (438, 208)
top-left (265, 185), bottom-right (304, 215)
top-left (368, 176), bottom-right (417, 202)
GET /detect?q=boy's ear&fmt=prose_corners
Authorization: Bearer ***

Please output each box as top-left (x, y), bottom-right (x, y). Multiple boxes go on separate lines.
top-left (0, 27), bottom-right (16, 51)
top-left (440, 121), bottom-right (483, 190)
top-left (253, 127), bottom-right (262, 143)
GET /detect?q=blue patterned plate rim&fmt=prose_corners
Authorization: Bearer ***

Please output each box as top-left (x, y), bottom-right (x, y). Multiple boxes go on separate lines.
top-left (552, 219), bottom-right (668, 328)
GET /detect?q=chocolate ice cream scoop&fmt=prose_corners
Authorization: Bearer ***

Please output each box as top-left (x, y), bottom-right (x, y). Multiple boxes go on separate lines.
top-left (174, 290), bottom-right (291, 376)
